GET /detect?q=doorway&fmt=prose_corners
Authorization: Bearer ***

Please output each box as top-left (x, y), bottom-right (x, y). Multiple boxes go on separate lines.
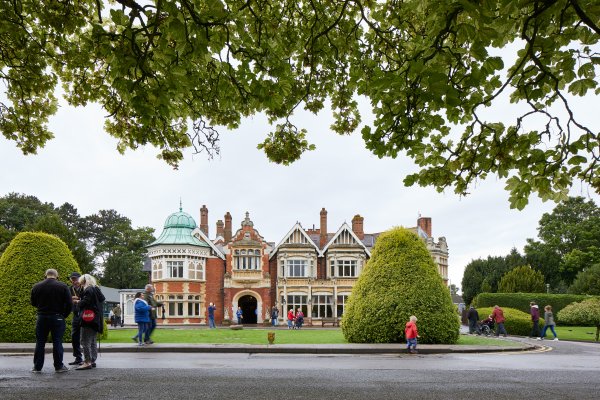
top-left (238, 295), bottom-right (258, 324)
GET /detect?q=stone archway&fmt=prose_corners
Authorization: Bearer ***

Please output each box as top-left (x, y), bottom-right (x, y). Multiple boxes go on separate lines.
top-left (238, 294), bottom-right (258, 324)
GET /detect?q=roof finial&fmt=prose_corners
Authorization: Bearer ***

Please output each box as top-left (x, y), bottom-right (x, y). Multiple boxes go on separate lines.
top-left (179, 198), bottom-right (183, 212)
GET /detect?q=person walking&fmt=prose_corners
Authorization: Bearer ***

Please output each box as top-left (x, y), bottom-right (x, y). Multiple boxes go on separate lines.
top-left (143, 284), bottom-right (163, 344)
top-left (30, 268), bottom-right (72, 373)
top-left (271, 306), bottom-right (279, 327)
top-left (74, 274), bottom-right (105, 370)
top-left (492, 305), bottom-right (508, 337)
top-left (287, 308), bottom-right (295, 329)
top-left (207, 302), bottom-right (216, 328)
top-left (67, 271), bottom-right (83, 366)
top-left (467, 305), bottom-right (480, 335)
top-left (529, 301), bottom-right (540, 338)
top-left (236, 306), bottom-right (243, 325)
top-left (538, 305), bottom-right (559, 341)
top-left (134, 292), bottom-right (152, 346)
top-left (405, 315), bottom-right (420, 354)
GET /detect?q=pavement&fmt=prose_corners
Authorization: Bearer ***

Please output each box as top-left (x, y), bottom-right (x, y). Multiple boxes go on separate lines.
top-left (0, 337), bottom-right (541, 355)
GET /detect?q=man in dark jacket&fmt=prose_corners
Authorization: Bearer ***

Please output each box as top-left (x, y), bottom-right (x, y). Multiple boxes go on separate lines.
top-left (68, 272), bottom-right (83, 365)
top-left (30, 269), bottom-right (72, 373)
top-left (530, 301), bottom-right (540, 338)
top-left (467, 306), bottom-right (481, 334)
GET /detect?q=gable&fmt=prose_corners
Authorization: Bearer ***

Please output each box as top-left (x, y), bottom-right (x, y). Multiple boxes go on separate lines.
top-left (322, 223), bottom-right (371, 257)
top-left (269, 223), bottom-right (321, 259)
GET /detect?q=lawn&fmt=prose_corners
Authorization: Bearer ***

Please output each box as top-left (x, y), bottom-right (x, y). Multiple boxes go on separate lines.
top-left (554, 326), bottom-right (599, 342)
top-left (103, 327), bottom-right (518, 346)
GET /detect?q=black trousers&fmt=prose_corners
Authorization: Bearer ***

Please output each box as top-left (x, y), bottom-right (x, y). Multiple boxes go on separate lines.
top-left (530, 320), bottom-right (540, 337)
top-left (71, 317), bottom-right (82, 361)
top-left (33, 314), bottom-right (66, 371)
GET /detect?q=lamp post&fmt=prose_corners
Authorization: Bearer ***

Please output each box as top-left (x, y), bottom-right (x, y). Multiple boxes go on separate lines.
top-left (546, 283), bottom-right (550, 294)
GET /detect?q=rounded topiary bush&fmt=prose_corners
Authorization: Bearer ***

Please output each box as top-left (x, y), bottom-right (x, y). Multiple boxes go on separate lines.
top-left (477, 307), bottom-right (544, 337)
top-left (0, 232), bottom-right (80, 342)
top-left (342, 227), bottom-right (460, 344)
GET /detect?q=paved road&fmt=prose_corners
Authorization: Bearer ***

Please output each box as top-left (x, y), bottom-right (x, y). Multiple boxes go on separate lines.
top-left (0, 339), bottom-right (598, 399)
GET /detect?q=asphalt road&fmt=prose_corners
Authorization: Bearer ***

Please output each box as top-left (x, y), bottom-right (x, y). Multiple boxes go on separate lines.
top-left (1, 339), bottom-right (598, 399)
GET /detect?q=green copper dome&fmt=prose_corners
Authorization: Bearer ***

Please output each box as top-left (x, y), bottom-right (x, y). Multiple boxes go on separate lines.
top-left (148, 208), bottom-right (210, 247)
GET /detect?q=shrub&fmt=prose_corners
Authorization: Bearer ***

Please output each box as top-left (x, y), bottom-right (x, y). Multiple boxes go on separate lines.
top-left (476, 307), bottom-right (544, 336)
top-left (472, 293), bottom-right (595, 324)
top-left (568, 264), bottom-right (600, 295)
top-left (342, 227), bottom-right (459, 344)
top-left (498, 266), bottom-right (545, 293)
top-left (0, 232), bottom-right (80, 342)
top-left (557, 298), bottom-right (600, 341)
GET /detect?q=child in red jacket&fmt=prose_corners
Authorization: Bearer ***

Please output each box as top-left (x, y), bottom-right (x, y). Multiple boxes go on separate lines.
top-left (405, 315), bottom-right (419, 354)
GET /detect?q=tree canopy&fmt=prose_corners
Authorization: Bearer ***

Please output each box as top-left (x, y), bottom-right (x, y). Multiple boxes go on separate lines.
top-left (497, 265), bottom-right (545, 293)
top-left (2, 1), bottom-right (599, 207)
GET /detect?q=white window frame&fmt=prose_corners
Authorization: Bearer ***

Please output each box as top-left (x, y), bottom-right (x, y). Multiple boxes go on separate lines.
top-left (167, 260), bottom-right (184, 278)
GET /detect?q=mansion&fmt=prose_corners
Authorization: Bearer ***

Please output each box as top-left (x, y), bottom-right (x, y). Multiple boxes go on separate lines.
top-left (131, 206), bottom-right (448, 326)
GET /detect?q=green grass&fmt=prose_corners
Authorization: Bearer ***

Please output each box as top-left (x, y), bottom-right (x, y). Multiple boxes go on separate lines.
top-left (103, 327), bottom-right (523, 346)
top-left (553, 326), bottom-right (599, 342)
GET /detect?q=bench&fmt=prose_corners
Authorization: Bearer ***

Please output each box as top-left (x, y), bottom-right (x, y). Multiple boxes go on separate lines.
top-left (321, 318), bottom-right (339, 327)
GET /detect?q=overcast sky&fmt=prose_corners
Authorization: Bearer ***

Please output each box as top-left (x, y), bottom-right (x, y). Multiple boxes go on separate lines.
top-left (1, 81), bottom-right (598, 292)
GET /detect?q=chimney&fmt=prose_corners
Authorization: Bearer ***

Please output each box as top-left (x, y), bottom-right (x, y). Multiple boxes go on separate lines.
top-left (352, 214), bottom-right (364, 240)
top-left (200, 205), bottom-right (209, 236)
top-left (417, 217), bottom-right (432, 237)
top-left (320, 208), bottom-right (328, 248)
top-left (224, 212), bottom-right (232, 243)
top-left (216, 219), bottom-right (224, 238)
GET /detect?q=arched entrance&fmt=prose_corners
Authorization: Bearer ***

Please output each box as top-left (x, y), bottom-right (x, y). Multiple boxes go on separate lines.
top-left (238, 295), bottom-right (258, 324)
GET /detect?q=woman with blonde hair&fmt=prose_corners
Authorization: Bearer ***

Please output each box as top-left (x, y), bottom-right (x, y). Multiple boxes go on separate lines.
top-left (538, 305), bottom-right (559, 341)
top-left (74, 274), bottom-right (105, 370)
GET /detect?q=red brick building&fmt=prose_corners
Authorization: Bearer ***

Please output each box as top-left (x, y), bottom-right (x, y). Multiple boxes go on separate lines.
top-left (147, 206), bottom-right (448, 325)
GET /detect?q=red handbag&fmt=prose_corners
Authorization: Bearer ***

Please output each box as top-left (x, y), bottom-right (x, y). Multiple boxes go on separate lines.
top-left (82, 309), bottom-right (95, 322)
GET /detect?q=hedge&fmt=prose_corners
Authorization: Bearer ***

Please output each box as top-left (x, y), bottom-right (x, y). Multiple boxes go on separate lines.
top-left (472, 293), bottom-right (596, 324)
top-left (0, 232), bottom-right (80, 342)
top-left (342, 227), bottom-right (459, 344)
top-left (476, 307), bottom-right (544, 337)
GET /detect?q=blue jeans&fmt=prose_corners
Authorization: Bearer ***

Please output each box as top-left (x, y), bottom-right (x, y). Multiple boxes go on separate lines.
top-left (541, 324), bottom-right (557, 338)
top-left (34, 314), bottom-right (66, 371)
top-left (136, 322), bottom-right (148, 344)
top-left (272, 318), bottom-right (277, 326)
top-left (495, 322), bottom-right (507, 336)
top-left (287, 320), bottom-right (293, 329)
top-left (406, 338), bottom-right (418, 350)
top-left (208, 316), bottom-right (215, 328)
top-left (144, 318), bottom-right (157, 342)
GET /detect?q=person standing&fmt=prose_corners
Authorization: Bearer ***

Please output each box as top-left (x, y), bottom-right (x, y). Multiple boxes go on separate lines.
top-left (236, 306), bottom-right (243, 325)
top-left (271, 306), bottom-right (279, 327)
top-left (112, 304), bottom-right (122, 327)
top-left (287, 308), bottom-right (295, 329)
top-left (30, 268), bottom-right (72, 373)
top-left (539, 305), bottom-right (559, 341)
top-left (74, 274), bottom-right (105, 370)
top-left (529, 302), bottom-right (540, 338)
top-left (492, 305), bottom-right (508, 337)
top-left (467, 306), bottom-right (480, 335)
top-left (134, 292), bottom-right (152, 346)
top-left (143, 284), bottom-right (163, 344)
top-left (68, 272), bottom-right (83, 366)
top-left (207, 302), bottom-right (216, 328)
top-left (405, 315), bottom-right (420, 354)
top-left (295, 308), bottom-right (304, 329)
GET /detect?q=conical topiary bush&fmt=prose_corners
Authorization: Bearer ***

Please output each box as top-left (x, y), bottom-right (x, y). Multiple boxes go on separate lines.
top-left (342, 227), bottom-right (459, 344)
top-left (0, 232), bottom-right (80, 342)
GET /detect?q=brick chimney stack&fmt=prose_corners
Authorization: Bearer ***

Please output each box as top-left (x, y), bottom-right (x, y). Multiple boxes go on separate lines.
top-left (417, 217), bottom-right (432, 238)
top-left (352, 214), bottom-right (364, 240)
top-left (200, 205), bottom-right (209, 236)
top-left (216, 219), bottom-right (224, 238)
top-left (224, 212), bottom-right (232, 243)
top-left (320, 208), bottom-right (328, 248)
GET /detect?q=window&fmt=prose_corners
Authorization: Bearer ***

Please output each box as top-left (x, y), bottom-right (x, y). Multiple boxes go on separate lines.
top-left (165, 295), bottom-right (200, 318)
top-left (187, 295), bottom-right (201, 316)
top-left (234, 248), bottom-right (261, 270)
top-left (287, 295), bottom-right (308, 317)
top-left (329, 259), bottom-right (357, 277)
top-left (167, 261), bottom-right (184, 278)
top-left (287, 259), bottom-right (307, 277)
top-left (312, 295), bottom-right (333, 318)
top-left (337, 295), bottom-right (349, 317)
top-left (190, 260), bottom-right (205, 280)
top-left (152, 262), bottom-right (163, 280)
